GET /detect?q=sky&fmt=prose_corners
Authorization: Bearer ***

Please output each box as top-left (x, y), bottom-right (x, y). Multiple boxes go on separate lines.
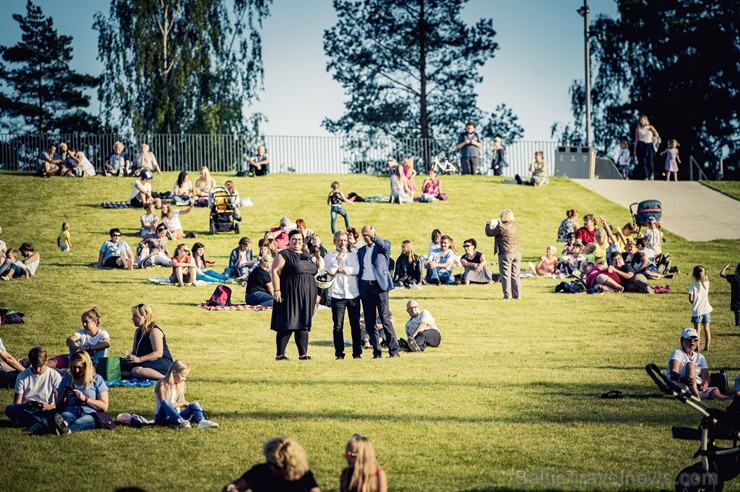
top-left (0, 0), bottom-right (618, 142)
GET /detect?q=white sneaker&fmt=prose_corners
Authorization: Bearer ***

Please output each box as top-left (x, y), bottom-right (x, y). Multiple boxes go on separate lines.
top-left (117, 413), bottom-right (132, 425)
top-left (197, 419), bottom-right (219, 429)
top-left (180, 419), bottom-right (192, 429)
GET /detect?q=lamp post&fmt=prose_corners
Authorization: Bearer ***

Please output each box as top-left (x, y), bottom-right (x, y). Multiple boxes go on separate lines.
top-left (577, 0), bottom-right (592, 149)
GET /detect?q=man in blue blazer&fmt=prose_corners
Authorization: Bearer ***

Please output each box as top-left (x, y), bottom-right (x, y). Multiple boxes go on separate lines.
top-left (358, 225), bottom-right (400, 358)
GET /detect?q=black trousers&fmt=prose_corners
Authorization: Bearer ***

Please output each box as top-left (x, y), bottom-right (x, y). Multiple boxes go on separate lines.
top-left (331, 296), bottom-right (362, 358)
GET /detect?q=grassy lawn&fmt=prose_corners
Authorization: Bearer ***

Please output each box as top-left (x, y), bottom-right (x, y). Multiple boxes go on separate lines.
top-left (0, 172), bottom-right (738, 492)
top-left (701, 180), bottom-right (740, 201)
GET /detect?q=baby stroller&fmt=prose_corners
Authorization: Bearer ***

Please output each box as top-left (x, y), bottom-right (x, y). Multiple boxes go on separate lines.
top-left (630, 199), bottom-right (662, 232)
top-left (645, 362), bottom-right (739, 492)
top-left (208, 186), bottom-right (239, 235)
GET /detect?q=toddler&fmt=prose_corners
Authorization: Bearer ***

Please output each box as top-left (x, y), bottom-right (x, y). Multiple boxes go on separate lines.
top-left (616, 139), bottom-right (630, 179)
top-left (660, 139), bottom-right (680, 181)
top-left (57, 222), bottom-right (72, 252)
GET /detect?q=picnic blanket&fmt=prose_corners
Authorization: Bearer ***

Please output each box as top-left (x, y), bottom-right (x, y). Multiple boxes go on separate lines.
top-left (364, 195), bottom-right (391, 203)
top-left (102, 201), bottom-right (132, 208)
top-left (148, 277), bottom-right (209, 286)
top-left (106, 378), bottom-right (157, 388)
top-left (198, 303), bottom-right (271, 311)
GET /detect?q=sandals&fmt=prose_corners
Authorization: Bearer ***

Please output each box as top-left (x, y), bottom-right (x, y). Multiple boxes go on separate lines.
top-left (600, 390), bottom-right (624, 399)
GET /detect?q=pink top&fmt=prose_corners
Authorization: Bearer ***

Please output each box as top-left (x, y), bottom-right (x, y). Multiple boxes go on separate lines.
top-left (402, 166), bottom-right (416, 191)
top-left (422, 178), bottom-right (441, 195)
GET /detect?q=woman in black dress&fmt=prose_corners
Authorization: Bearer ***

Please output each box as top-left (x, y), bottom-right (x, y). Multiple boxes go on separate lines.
top-left (270, 230), bottom-right (318, 360)
top-left (121, 303), bottom-right (173, 380)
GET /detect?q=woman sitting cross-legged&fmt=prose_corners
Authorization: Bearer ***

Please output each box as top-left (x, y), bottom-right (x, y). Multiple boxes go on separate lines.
top-left (52, 351), bottom-right (109, 434)
top-left (48, 306), bottom-right (110, 370)
top-left (121, 303), bottom-right (174, 381)
top-left (154, 360), bottom-right (218, 429)
top-left (459, 238), bottom-right (495, 284)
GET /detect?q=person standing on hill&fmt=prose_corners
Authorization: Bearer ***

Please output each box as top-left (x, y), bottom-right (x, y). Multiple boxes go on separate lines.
top-left (633, 115), bottom-right (660, 180)
top-left (325, 230), bottom-right (363, 360)
top-left (456, 121), bottom-right (482, 175)
top-left (358, 225), bottom-right (400, 358)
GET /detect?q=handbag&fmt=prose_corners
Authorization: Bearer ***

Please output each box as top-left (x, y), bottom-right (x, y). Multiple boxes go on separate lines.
top-left (96, 356), bottom-right (122, 382)
top-left (92, 411), bottom-right (116, 430)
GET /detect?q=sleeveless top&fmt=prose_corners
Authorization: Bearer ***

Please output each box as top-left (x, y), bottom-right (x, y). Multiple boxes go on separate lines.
top-left (637, 126), bottom-right (654, 143)
top-left (329, 191), bottom-right (344, 205)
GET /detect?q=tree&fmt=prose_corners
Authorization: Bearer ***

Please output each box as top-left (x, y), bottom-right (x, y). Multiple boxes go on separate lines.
top-left (323, 0), bottom-right (522, 166)
top-left (0, 1), bottom-right (99, 134)
top-left (94, 0), bottom-right (271, 135)
top-left (559, 0), bottom-right (739, 178)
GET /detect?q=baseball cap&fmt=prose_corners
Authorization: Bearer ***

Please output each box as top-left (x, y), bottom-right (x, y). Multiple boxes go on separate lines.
top-left (680, 327), bottom-right (699, 340)
top-left (648, 217), bottom-right (657, 223)
top-left (141, 171), bottom-right (153, 180)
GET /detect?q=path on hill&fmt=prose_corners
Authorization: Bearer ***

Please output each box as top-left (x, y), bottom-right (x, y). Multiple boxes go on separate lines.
top-left (571, 180), bottom-right (740, 241)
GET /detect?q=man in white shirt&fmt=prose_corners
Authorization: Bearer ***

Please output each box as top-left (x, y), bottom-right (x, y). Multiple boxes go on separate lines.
top-left (5, 347), bottom-right (62, 431)
top-left (325, 230), bottom-right (362, 359)
top-left (400, 300), bottom-right (442, 352)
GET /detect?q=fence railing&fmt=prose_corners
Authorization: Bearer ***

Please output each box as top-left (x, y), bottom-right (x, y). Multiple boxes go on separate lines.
top-left (688, 155), bottom-right (709, 181)
top-left (0, 133), bottom-right (558, 176)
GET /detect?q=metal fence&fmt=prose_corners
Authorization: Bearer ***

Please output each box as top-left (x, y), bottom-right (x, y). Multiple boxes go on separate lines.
top-left (0, 133), bottom-right (558, 176)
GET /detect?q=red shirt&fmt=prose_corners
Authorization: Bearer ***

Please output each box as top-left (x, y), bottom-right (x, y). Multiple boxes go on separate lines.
top-left (576, 226), bottom-right (598, 245)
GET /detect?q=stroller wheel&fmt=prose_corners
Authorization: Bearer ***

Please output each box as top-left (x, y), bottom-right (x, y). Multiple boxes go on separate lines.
top-left (234, 224), bottom-right (240, 234)
top-left (209, 222), bottom-right (215, 235)
top-left (675, 464), bottom-right (724, 492)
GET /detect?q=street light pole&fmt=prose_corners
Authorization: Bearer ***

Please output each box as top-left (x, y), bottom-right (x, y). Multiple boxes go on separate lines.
top-left (577, 0), bottom-right (592, 149)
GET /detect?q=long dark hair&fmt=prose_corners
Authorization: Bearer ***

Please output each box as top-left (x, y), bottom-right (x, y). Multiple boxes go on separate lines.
top-left (176, 171), bottom-right (188, 187)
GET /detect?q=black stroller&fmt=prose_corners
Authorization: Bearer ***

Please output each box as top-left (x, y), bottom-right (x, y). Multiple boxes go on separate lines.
top-left (630, 199), bottom-right (663, 232)
top-left (208, 186), bottom-right (240, 235)
top-left (645, 363), bottom-right (739, 492)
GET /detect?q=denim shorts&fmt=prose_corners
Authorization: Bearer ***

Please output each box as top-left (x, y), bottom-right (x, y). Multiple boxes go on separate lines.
top-left (691, 313), bottom-right (711, 324)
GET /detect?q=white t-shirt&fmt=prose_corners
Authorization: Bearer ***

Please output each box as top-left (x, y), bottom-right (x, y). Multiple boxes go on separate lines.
top-left (163, 210), bottom-right (183, 233)
top-left (154, 383), bottom-right (185, 414)
top-left (129, 179), bottom-right (152, 201)
top-left (74, 328), bottom-right (110, 354)
top-left (76, 152), bottom-right (96, 176)
top-left (14, 367), bottom-right (62, 404)
top-left (24, 254), bottom-right (40, 276)
top-left (666, 348), bottom-right (708, 385)
top-left (405, 309), bottom-right (439, 337)
top-left (0, 240), bottom-right (7, 256)
top-left (688, 281), bottom-right (712, 317)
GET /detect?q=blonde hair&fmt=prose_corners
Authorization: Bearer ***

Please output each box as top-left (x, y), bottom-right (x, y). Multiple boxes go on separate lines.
top-left (344, 434), bottom-right (380, 492)
top-left (401, 239), bottom-right (414, 259)
top-left (156, 360), bottom-right (189, 403)
top-left (70, 351), bottom-right (95, 389)
top-left (692, 265), bottom-right (708, 290)
top-left (173, 243), bottom-right (191, 258)
top-left (499, 209), bottom-right (515, 223)
top-left (546, 245), bottom-right (557, 255)
top-left (131, 303), bottom-right (156, 333)
top-left (262, 436), bottom-right (310, 481)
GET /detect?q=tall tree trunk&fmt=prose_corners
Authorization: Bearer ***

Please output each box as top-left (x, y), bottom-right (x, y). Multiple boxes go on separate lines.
top-left (418, 0), bottom-right (430, 172)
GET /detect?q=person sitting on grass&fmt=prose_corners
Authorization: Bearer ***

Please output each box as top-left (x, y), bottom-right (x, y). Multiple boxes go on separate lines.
top-left (4, 347), bottom-right (61, 433)
top-left (0, 249), bottom-right (29, 280)
top-left (556, 209), bottom-right (578, 242)
top-left (154, 360), bottom-right (218, 429)
top-left (192, 242), bottom-right (231, 283)
top-left (194, 166), bottom-right (217, 207)
top-left (170, 243), bottom-right (197, 287)
top-left (340, 433), bottom-right (388, 492)
top-left (160, 203), bottom-right (196, 240)
top-left (48, 306), bottom-right (111, 370)
top-left (137, 223), bottom-right (172, 268)
top-left (393, 240), bottom-right (423, 289)
top-left (97, 229), bottom-right (134, 270)
top-left (129, 171), bottom-right (162, 209)
top-left (609, 251), bottom-right (654, 294)
top-left (0, 336), bottom-right (25, 389)
top-left (424, 234), bottom-right (457, 285)
top-left (225, 237), bottom-right (256, 279)
top-left (52, 351), bottom-right (109, 434)
top-left (459, 238), bottom-right (495, 284)
top-left (223, 435), bottom-right (321, 492)
top-left (528, 246), bottom-right (559, 277)
top-left (104, 141), bottom-right (131, 176)
top-left (557, 242), bottom-right (585, 276)
top-left (121, 304), bottom-right (173, 381)
top-left (172, 171), bottom-right (194, 206)
top-left (667, 328), bottom-right (735, 401)
top-left (246, 255), bottom-right (275, 307)
top-left (561, 232), bottom-right (577, 256)
top-left (398, 300), bottom-right (441, 353)
top-left (628, 239), bottom-right (662, 280)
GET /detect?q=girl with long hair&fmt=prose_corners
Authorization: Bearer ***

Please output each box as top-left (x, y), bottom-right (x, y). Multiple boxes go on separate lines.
top-left (192, 242), bottom-right (230, 283)
top-left (154, 360), bottom-right (218, 429)
top-left (340, 434), bottom-right (387, 492)
top-left (53, 351), bottom-right (109, 433)
top-left (688, 265), bottom-right (713, 351)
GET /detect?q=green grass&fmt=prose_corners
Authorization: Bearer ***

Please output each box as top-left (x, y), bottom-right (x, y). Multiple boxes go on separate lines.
top-left (701, 180), bottom-right (740, 201)
top-left (0, 172), bottom-right (738, 491)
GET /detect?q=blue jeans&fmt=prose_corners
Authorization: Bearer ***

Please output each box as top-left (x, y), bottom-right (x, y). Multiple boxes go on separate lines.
top-left (330, 205), bottom-right (350, 233)
top-left (426, 268), bottom-right (454, 285)
top-left (155, 401), bottom-right (204, 426)
top-left (197, 269), bottom-right (230, 283)
top-left (246, 291), bottom-right (274, 307)
top-left (5, 404), bottom-right (52, 429)
top-left (60, 411), bottom-right (96, 432)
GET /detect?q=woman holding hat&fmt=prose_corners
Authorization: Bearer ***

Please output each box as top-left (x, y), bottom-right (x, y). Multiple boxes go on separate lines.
top-left (666, 327), bottom-right (733, 400)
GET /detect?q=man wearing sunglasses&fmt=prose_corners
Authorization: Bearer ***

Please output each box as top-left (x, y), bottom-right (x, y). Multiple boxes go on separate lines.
top-left (97, 228), bottom-right (134, 270)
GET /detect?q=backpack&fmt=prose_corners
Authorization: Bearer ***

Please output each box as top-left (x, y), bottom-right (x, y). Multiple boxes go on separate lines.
top-left (206, 285), bottom-right (232, 307)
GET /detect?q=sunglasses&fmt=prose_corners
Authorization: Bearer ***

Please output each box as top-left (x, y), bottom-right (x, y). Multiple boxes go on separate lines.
top-left (683, 338), bottom-right (698, 342)
top-left (112, 234), bottom-right (121, 237)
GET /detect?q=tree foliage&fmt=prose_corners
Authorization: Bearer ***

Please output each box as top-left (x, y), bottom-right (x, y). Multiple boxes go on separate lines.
top-left (323, 0), bottom-right (522, 145)
top-left (558, 0), bottom-right (739, 178)
top-left (0, 0), bottom-right (99, 134)
top-left (94, 0), bottom-right (270, 135)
